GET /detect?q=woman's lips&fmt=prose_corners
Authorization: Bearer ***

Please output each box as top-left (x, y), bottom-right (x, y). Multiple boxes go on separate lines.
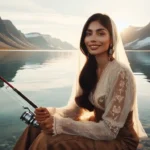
top-left (89, 45), bottom-right (101, 50)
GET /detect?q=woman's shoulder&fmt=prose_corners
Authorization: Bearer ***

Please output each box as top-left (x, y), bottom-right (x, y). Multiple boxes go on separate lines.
top-left (110, 59), bottom-right (134, 78)
top-left (113, 60), bottom-right (132, 72)
top-left (106, 60), bottom-right (135, 89)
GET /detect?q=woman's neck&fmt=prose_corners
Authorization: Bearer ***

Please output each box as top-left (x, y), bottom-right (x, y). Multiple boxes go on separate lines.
top-left (95, 52), bottom-right (109, 69)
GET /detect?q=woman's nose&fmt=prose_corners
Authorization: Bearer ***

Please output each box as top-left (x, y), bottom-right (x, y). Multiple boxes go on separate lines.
top-left (90, 33), bottom-right (98, 41)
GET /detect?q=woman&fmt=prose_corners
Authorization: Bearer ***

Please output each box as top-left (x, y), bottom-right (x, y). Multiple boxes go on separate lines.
top-left (13, 13), bottom-right (148, 150)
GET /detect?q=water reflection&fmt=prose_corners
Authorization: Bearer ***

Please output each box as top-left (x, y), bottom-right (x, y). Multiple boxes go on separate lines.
top-left (0, 51), bottom-right (77, 87)
top-left (127, 51), bottom-right (150, 82)
top-left (0, 50), bottom-right (149, 149)
top-left (0, 50), bottom-right (78, 150)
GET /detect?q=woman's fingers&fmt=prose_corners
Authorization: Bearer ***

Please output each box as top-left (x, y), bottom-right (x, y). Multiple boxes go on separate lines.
top-left (35, 114), bottom-right (50, 119)
top-left (35, 107), bottom-right (47, 112)
top-left (34, 107), bottom-right (50, 116)
top-left (40, 121), bottom-right (48, 130)
top-left (35, 111), bottom-right (49, 116)
top-left (35, 116), bottom-right (50, 122)
top-left (35, 107), bottom-right (46, 113)
top-left (34, 108), bottom-right (54, 133)
top-left (34, 107), bottom-right (50, 123)
top-left (35, 113), bottom-right (50, 119)
top-left (39, 117), bottom-right (53, 131)
top-left (35, 113), bottom-right (50, 118)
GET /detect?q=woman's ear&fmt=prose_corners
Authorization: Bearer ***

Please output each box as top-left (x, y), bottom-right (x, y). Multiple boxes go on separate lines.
top-left (109, 38), bottom-right (113, 47)
top-left (110, 43), bottom-right (113, 48)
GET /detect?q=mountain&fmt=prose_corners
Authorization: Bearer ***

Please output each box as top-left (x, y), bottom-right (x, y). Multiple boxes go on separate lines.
top-left (0, 17), bottom-right (37, 49)
top-left (121, 23), bottom-right (150, 50)
top-left (1, 16), bottom-right (149, 50)
top-left (25, 33), bottom-right (51, 49)
top-left (0, 17), bottom-right (76, 50)
top-left (25, 33), bottom-right (76, 50)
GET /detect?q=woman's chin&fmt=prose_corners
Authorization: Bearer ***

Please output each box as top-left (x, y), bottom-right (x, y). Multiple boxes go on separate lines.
top-left (90, 51), bottom-right (106, 56)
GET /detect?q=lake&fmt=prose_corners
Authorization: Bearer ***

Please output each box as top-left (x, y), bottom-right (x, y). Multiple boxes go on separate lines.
top-left (0, 50), bottom-right (150, 149)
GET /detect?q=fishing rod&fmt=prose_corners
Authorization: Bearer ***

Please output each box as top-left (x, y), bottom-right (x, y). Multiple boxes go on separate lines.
top-left (0, 76), bottom-right (39, 127)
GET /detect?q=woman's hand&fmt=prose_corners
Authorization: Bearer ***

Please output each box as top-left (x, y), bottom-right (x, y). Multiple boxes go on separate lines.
top-left (40, 117), bottom-right (54, 134)
top-left (34, 107), bottom-right (50, 123)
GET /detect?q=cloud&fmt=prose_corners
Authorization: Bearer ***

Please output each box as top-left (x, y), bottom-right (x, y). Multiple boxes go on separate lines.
top-left (0, 8), bottom-right (86, 46)
top-left (0, 0), bottom-right (149, 47)
top-left (0, 0), bottom-right (54, 13)
top-left (1, 12), bottom-right (86, 26)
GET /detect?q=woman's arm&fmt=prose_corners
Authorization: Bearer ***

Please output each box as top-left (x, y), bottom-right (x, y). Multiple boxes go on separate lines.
top-left (47, 100), bottom-right (83, 120)
top-left (51, 68), bottom-right (136, 140)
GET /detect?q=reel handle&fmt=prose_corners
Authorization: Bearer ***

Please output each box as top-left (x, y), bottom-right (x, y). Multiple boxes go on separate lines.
top-left (20, 107), bottom-right (39, 127)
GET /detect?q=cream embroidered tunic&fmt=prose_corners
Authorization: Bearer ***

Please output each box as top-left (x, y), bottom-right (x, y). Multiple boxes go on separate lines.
top-left (47, 59), bottom-right (136, 140)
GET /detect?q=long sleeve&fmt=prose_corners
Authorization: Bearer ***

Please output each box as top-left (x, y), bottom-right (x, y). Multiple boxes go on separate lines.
top-left (47, 99), bottom-right (83, 120)
top-left (52, 68), bottom-right (135, 140)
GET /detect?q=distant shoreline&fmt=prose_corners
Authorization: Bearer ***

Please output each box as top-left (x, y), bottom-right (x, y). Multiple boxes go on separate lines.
top-left (0, 49), bottom-right (150, 52)
top-left (126, 50), bottom-right (150, 52)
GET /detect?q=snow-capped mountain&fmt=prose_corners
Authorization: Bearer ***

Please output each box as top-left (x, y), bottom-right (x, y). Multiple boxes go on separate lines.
top-left (124, 37), bottom-right (150, 50)
top-left (25, 32), bottom-right (42, 38)
top-left (0, 17), bottom-right (37, 49)
top-left (0, 16), bottom-right (149, 50)
top-left (121, 23), bottom-right (150, 50)
top-left (25, 33), bottom-right (76, 50)
top-left (0, 17), bottom-right (76, 50)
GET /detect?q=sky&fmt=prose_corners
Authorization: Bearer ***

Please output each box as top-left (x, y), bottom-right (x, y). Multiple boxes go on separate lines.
top-left (0, 0), bottom-right (150, 47)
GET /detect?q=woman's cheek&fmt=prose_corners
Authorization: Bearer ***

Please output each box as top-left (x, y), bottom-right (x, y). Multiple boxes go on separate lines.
top-left (84, 37), bottom-right (90, 44)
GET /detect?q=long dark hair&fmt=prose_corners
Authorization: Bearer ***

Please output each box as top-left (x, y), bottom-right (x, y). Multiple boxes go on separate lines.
top-left (75, 13), bottom-right (113, 111)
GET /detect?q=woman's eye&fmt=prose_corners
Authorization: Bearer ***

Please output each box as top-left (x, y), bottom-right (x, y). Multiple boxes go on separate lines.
top-left (98, 32), bottom-right (105, 36)
top-left (85, 32), bottom-right (91, 36)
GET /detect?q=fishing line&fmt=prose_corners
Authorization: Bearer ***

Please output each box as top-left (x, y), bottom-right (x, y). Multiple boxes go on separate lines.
top-left (0, 76), bottom-right (39, 128)
top-left (1, 86), bottom-right (26, 108)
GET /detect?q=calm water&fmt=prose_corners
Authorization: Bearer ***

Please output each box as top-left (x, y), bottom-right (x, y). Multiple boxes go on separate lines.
top-left (0, 50), bottom-right (150, 149)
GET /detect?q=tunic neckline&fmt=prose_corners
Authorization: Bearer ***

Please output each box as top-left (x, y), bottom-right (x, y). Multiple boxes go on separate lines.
top-left (93, 59), bottom-right (116, 93)
top-left (90, 59), bottom-right (117, 108)
top-left (97, 59), bottom-right (116, 82)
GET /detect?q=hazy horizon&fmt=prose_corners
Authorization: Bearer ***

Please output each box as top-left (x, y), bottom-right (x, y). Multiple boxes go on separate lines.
top-left (0, 0), bottom-right (150, 47)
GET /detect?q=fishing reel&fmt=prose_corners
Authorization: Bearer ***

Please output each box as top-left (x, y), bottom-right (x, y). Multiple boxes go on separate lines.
top-left (0, 76), bottom-right (40, 127)
top-left (20, 106), bottom-right (39, 128)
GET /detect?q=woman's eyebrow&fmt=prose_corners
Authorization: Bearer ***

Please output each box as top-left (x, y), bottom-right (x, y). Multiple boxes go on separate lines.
top-left (86, 28), bottom-right (106, 32)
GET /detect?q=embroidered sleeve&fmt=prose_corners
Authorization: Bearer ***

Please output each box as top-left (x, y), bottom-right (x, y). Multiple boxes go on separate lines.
top-left (51, 69), bottom-right (135, 140)
top-left (47, 99), bottom-right (83, 120)
top-left (102, 69), bottom-right (135, 138)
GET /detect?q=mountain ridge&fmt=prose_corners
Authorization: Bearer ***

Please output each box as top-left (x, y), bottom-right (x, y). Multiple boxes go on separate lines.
top-left (121, 22), bottom-right (150, 50)
top-left (0, 17), bottom-right (76, 50)
top-left (0, 17), bottom-right (150, 50)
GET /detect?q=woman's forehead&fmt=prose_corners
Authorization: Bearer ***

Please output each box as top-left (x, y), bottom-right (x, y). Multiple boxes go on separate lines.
top-left (87, 21), bottom-right (107, 31)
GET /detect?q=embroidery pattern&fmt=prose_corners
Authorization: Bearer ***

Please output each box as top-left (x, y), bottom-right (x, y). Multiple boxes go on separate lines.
top-left (97, 95), bottom-right (106, 109)
top-left (104, 70), bottom-right (127, 136)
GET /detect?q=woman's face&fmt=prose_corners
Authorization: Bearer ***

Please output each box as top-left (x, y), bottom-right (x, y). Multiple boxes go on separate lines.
top-left (84, 21), bottom-right (112, 56)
